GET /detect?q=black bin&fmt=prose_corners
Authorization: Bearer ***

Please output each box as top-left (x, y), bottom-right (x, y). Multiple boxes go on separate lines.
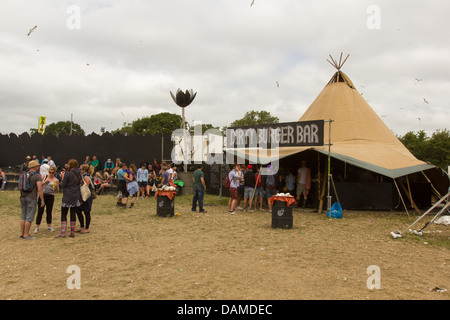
top-left (272, 200), bottom-right (293, 229)
top-left (156, 195), bottom-right (174, 217)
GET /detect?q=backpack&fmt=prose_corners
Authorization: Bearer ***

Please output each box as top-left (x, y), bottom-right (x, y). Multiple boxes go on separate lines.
top-left (224, 175), bottom-right (231, 189)
top-left (19, 171), bottom-right (36, 193)
top-left (266, 174), bottom-right (275, 187)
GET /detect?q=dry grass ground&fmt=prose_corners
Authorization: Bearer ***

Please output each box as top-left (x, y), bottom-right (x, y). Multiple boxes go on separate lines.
top-left (0, 190), bottom-right (449, 300)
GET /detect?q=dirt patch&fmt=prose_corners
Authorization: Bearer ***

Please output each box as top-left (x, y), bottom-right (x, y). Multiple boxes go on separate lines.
top-left (0, 191), bottom-right (448, 300)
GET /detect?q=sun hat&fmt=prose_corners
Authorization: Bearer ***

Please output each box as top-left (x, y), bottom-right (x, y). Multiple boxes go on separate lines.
top-left (28, 160), bottom-right (40, 168)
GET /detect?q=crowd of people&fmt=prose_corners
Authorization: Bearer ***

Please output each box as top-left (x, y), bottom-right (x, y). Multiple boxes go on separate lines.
top-left (226, 162), bottom-right (311, 214)
top-left (16, 154), bottom-right (181, 239)
top-left (15, 153), bottom-right (311, 240)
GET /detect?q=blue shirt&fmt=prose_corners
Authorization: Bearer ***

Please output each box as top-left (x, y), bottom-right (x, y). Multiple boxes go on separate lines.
top-left (137, 168), bottom-right (149, 182)
top-left (117, 169), bottom-right (125, 181)
top-left (161, 171), bottom-right (170, 186)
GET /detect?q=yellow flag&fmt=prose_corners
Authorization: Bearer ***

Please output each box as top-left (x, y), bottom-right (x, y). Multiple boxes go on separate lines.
top-left (38, 116), bottom-right (46, 134)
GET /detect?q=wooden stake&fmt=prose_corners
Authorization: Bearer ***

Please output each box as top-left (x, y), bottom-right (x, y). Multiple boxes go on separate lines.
top-left (394, 179), bottom-right (410, 218)
top-left (397, 178), bottom-right (420, 215)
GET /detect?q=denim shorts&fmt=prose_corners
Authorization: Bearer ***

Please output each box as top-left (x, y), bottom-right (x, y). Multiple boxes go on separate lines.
top-left (244, 187), bottom-right (254, 199)
top-left (265, 187), bottom-right (277, 199)
top-left (20, 196), bottom-right (37, 222)
top-left (254, 186), bottom-right (264, 197)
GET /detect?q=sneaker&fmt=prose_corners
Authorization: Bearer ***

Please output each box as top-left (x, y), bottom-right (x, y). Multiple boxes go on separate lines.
top-left (48, 227), bottom-right (54, 232)
top-left (23, 236), bottom-right (36, 240)
top-left (34, 227), bottom-right (39, 234)
top-left (248, 209), bottom-right (253, 212)
top-left (200, 210), bottom-right (208, 214)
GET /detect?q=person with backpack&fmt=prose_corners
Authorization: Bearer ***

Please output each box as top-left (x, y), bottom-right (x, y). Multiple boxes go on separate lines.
top-left (262, 165), bottom-right (278, 213)
top-left (19, 160), bottom-right (44, 240)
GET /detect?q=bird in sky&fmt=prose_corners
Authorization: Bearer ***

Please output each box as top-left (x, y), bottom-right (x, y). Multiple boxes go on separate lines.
top-left (276, 81), bottom-right (279, 88)
top-left (27, 26), bottom-right (37, 36)
top-left (423, 98), bottom-right (429, 104)
top-left (250, 0), bottom-right (255, 7)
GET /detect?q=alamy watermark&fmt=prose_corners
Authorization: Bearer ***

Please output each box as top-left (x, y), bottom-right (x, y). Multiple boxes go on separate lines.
top-left (367, 5), bottom-right (381, 30)
top-left (66, 5), bottom-right (81, 30)
top-left (366, 265), bottom-right (381, 290)
top-left (66, 265), bottom-right (81, 289)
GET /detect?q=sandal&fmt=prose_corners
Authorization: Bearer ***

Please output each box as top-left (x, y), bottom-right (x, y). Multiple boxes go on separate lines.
top-left (55, 233), bottom-right (65, 238)
top-left (80, 229), bottom-right (90, 234)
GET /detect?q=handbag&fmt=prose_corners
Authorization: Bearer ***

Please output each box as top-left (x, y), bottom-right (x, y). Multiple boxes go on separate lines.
top-left (80, 179), bottom-right (91, 201)
top-left (73, 171), bottom-right (91, 201)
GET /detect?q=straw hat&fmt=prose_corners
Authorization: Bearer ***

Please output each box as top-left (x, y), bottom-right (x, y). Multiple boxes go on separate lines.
top-left (28, 160), bottom-right (40, 168)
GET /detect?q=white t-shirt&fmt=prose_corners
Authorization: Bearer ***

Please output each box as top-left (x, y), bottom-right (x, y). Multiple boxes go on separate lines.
top-left (40, 163), bottom-right (50, 177)
top-left (297, 167), bottom-right (307, 184)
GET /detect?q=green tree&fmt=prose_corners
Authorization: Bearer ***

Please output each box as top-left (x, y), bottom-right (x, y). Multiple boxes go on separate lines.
top-left (230, 110), bottom-right (279, 127)
top-left (113, 112), bottom-right (182, 135)
top-left (189, 123), bottom-right (219, 135)
top-left (398, 129), bottom-right (450, 169)
top-left (44, 121), bottom-right (85, 136)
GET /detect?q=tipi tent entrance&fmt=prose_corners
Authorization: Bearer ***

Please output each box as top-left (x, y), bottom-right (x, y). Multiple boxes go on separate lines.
top-left (277, 150), bottom-right (433, 212)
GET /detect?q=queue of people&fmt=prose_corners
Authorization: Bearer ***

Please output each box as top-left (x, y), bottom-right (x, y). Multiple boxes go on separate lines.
top-left (226, 161), bottom-right (311, 214)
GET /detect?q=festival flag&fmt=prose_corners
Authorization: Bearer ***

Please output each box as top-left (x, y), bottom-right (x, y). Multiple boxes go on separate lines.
top-left (38, 116), bottom-right (46, 134)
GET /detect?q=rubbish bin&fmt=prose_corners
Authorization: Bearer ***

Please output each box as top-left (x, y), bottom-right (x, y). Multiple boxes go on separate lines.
top-left (155, 190), bottom-right (176, 217)
top-left (272, 199), bottom-right (293, 229)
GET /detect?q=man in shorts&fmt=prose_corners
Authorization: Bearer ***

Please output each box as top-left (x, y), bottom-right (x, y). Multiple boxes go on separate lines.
top-left (116, 163), bottom-right (129, 207)
top-left (296, 160), bottom-right (311, 208)
top-left (228, 164), bottom-right (242, 214)
top-left (243, 165), bottom-right (255, 212)
top-left (20, 160), bottom-right (44, 240)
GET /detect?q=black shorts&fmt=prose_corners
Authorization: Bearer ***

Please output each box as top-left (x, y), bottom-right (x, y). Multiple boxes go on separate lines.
top-left (117, 180), bottom-right (129, 197)
top-left (138, 181), bottom-right (148, 188)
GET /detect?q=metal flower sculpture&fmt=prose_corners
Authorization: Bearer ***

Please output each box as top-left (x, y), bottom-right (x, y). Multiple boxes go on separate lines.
top-left (170, 88), bottom-right (197, 171)
top-left (170, 89), bottom-right (197, 108)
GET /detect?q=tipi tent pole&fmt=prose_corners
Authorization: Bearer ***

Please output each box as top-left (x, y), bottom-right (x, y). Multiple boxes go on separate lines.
top-left (394, 179), bottom-right (410, 218)
top-left (325, 119), bottom-right (334, 213)
top-left (397, 178), bottom-right (420, 215)
top-left (421, 171), bottom-right (442, 199)
top-left (401, 190), bottom-right (450, 234)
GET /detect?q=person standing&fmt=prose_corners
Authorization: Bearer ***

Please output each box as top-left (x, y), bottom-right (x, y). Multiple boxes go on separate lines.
top-left (34, 166), bottom-right (59, 233)
top-left (125, 164), bottom-right (139, 208)
top-left (253, 167), bottom-right (264, 211)
top-left (0, 167), bottom-right (6, 191)
top-left (76, 164), bottom-right (94, 233)
top-left (296, 160), bottom-right (311, 208)
top-left (137, 163), bottom-right (149, 199)
top-left (243, 165), bottom-right (255, 212)
top-left (262, 165), bottom-right (278, 213)
top-left (285, 168), bottom-right (296, 196)
top-left (228, 164), bottom-right (242, 214)
top-left (40, 159), bottom-right (50, 177)
top-left (55, 159), bottom-right (82, 238)
top-left (116, 163), bottom-right (128, 207)
top-left (192, 164), bottom-right (207, 213)
top-left (19, 160), bottom-right (44, 240)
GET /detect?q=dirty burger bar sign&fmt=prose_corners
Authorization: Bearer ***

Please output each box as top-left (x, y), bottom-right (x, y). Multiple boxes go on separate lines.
top-left (226, 120), bottom-right (325, 148)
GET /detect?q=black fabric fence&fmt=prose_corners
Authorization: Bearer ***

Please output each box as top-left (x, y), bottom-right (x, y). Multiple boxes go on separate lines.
top-left (0, 132), bottom-right (172, 170)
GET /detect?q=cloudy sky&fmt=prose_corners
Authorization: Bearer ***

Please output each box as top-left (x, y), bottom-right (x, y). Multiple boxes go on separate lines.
top-left (1, 0), bottom-right (448, 137)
